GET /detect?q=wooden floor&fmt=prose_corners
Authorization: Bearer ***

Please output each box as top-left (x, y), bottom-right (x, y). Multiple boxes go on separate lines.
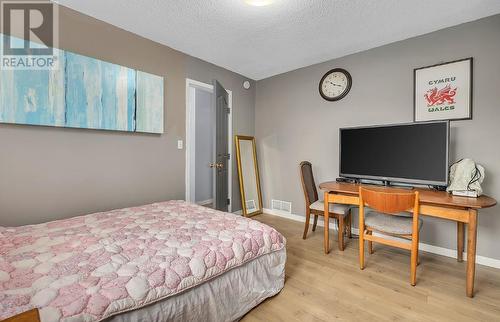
top-left (242, 214), bottom-right (500, 322)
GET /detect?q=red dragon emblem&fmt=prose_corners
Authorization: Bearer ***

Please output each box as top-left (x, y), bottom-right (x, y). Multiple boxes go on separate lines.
top-left (424, 85), bottom-right (457, 106)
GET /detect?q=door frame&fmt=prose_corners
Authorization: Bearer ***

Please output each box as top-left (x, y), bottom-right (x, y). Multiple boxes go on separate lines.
top-left (185, 78), bottom-right (233, 212)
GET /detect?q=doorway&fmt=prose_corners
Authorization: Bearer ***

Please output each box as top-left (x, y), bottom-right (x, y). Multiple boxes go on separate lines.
top-left (185, 78), bottom-right (232, 212)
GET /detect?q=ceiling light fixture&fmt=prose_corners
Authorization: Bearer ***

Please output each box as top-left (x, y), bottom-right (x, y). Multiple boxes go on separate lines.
top-left (245, 0), bottom-right (274, 6)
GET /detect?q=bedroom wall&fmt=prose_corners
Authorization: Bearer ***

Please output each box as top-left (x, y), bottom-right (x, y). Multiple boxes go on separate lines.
top-left (255, 15), bottom-right (500, 260)
top-left (0, 4), bottom-right (255, 226)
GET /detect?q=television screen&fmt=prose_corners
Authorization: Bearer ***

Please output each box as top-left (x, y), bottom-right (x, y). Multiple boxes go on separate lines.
top-left (340, 121), bottom-right (449, 186)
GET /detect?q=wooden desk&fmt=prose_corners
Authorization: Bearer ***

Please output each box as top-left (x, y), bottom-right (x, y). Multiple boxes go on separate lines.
top-left (319, 181), bottom-right (497, 298)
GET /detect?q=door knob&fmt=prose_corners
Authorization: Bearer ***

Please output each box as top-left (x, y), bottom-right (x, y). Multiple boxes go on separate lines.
top-left (209, 162), bottom-right (224, 169)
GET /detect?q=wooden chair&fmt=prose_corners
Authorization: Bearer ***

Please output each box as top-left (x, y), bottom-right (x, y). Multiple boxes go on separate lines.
top-left (358, 187), bottom-right (422, 286)
top-left (1, 309), bottom-right (40, 322)
top-left (300, 161), bottom-right (352, 250)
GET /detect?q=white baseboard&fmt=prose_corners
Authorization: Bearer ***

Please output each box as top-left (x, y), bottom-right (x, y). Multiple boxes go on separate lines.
top-left (263, 208), bottom-right (500, 269)
top-left (233, 210), bottom-right (243, 215)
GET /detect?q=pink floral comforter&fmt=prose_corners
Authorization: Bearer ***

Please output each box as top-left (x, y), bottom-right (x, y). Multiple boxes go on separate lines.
top-left (0, 201), bottom-right (285, 321)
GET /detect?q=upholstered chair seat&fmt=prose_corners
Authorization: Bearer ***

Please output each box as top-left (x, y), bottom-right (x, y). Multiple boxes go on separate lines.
top-left (310, 200), bottom-right (351, 217)
top-left (364, 207), bottom-right (411, 217)
top-left (365, 211), bottom-right (423, 235)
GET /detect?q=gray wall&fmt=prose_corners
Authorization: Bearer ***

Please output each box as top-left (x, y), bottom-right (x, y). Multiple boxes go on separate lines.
top-left (194, 89), bottom-right (214, 203)
top-left (255, 15), bottom-right (500, 260)
top-left (0, 4), bottom-right (254, 226)
top-left (186, 57), bottom-right (256, 212)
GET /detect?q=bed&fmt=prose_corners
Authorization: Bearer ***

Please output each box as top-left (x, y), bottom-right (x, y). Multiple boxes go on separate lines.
top-left (0, 201), bottom-right (286, 322)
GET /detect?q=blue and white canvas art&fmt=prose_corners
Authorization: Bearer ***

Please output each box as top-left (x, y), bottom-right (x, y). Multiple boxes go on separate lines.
top-left (0, 34), bottom-right (164, 133)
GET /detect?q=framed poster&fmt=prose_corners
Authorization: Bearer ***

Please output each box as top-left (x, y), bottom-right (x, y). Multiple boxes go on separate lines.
top-left (414, 58), bottom-right (472, 122)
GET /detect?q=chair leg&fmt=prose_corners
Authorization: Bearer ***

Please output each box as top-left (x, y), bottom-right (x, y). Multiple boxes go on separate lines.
top-left (359, 217), bottom-right (365, 270)
top-left (303, 209), bottom-right (311, 240)
top-left (367, 230), bottom-right (373, 254)
top-left (347, 211), bottom-right (352, 239)
top-left (410, 235), bottom-right (419, 286)
top-left (312, 214), bottom-right (318, 232)
top-left (410, 251), bottom-right (417, 286)
top-left (338, 216), bottom-right (345, 251)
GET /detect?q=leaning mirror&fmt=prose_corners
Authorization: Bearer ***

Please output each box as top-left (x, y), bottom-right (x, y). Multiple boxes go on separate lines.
top-left (235, 135), bottom-right (263, 217)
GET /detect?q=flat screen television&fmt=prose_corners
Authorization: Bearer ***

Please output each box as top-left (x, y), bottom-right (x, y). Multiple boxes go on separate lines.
top-left (339, 121), bottom-right (449, 186)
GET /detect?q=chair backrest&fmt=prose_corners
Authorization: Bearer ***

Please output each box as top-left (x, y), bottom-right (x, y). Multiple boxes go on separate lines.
top-left (359, 187), bottom-right (419, 215)
top-left (300, 161), bottom-right (319, 206)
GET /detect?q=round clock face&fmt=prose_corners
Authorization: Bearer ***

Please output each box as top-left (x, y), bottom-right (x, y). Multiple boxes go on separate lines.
top-left (319, 69), bottom-right (352, 101)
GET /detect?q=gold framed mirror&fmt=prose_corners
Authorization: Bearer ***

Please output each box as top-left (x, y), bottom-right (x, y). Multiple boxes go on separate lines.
top-left (235, 135), bottom-right (263, 217)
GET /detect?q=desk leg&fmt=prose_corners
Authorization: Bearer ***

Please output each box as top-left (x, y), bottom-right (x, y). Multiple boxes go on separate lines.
top-left (324, 192), bottom-right (330, 254)
top-left (457, 222), bottom-right (464, 262)
top-left (466, 209), bottom-right (478, 298)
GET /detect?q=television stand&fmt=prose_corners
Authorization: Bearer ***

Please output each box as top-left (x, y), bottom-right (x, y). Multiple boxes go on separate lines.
top-left (358, 179), bottom-right (414, 189)
top-left (379, 180), bottom-right (414, 190)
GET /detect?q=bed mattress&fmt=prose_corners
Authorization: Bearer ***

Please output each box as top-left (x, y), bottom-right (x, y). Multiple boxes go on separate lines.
top-left (106, 247), bottom-right (286, 322)
top-left (0, 201), bottom-right (286, 322)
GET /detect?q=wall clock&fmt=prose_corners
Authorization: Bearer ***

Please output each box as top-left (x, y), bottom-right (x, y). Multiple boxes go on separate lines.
top-left (319, 68), bottom-right (352, 101)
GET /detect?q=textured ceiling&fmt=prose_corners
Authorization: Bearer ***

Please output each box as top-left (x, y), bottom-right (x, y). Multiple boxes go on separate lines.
top-left (55, 0), bottom-right (500, 80)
